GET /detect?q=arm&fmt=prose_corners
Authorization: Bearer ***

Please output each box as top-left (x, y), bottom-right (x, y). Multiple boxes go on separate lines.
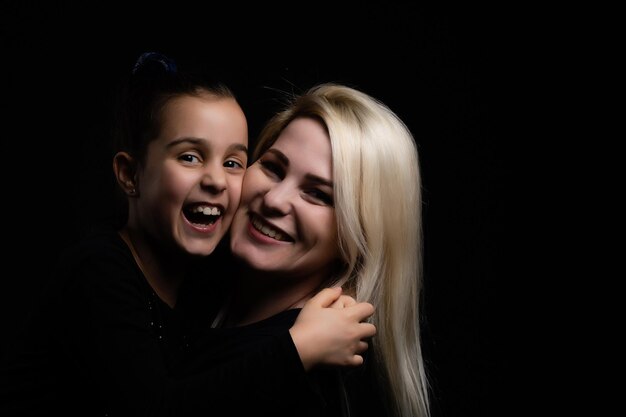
top-left (61, 248), bottom-right (359, 416)
top-left (174, 289), bottom-right (376, 416)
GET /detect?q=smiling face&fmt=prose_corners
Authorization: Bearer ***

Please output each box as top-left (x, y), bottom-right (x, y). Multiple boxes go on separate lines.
top-left (132, 94), bottom-right (248, 257)
top-left (230, 117), bottom-right (340, 284)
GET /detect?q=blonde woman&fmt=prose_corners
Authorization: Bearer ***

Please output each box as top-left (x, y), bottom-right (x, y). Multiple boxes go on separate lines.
top-left (201, 83), bottom-right (429, 416)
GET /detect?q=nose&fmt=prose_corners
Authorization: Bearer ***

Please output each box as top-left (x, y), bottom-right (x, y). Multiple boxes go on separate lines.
top-left (260, 181), bottom-right (293, 216)
top-left (201, 162), bottom-right (227, 194)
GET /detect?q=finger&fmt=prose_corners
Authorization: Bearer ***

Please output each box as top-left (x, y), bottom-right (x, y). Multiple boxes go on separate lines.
top-left (330, 298), bottom-right (344, 309)
top-left (306, 287), bottom-right (342, 308)
top-left (358, 322), bottom-right (377, 338)
top-left (339, 295), bottom-right (357, 307)
top-left (356, 340), bottom-right (369, 353)
top-left (349, 354), bottom-right (364, 366)
top-left (330, 295), bottom-right (357, 309)
top-left (346, 302), bottom-right (375, 321)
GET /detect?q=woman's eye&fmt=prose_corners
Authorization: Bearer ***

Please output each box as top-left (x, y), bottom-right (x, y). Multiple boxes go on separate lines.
top-left (306, 189), bottom-right (334, 206)
top-left (260, 160), bottom-right (284, 178)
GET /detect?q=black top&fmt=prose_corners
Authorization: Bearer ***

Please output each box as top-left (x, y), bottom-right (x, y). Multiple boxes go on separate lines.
top-left (0, 231), bottom-right (314, 416)
top-left (182, 309), bottom-right (390, 417)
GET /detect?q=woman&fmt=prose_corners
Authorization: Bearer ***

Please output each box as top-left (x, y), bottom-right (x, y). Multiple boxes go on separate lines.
top-left (200, 83), bottom-right (429, 417)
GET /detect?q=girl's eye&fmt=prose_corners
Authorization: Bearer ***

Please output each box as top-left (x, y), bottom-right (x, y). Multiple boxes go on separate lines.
top-left (224, 160), bottom-right (244, 169)
top-left (305, 189), bottom-right (334, 206)
top-left (179, 154), bottom-right (201, 164)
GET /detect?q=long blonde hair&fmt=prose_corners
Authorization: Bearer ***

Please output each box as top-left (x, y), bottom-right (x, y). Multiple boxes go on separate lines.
top-left (254, 83), bottom-right (429, 417)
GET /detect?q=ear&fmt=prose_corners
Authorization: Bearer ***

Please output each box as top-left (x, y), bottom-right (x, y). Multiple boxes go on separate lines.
top-left (113, 152), bottom-right (139, 197)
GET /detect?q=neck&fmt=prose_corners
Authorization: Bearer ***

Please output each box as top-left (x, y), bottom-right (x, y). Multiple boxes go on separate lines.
top-left (222, 266), bottom-right (327, 327)
top-left (119, 226), bottom-right (189, 308)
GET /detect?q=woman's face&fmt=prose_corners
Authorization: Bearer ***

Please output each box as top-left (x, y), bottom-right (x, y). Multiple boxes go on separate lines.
top-left (230, 117), bottom-right (340, 282)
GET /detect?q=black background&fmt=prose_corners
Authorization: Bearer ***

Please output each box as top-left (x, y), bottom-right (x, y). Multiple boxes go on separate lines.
top-left (2, 4), bottom-right (503, 416)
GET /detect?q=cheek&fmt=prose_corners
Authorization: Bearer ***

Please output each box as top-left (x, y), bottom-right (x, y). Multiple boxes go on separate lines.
top-left (157, 166), bottom-right (190, 199)
top-left (138, 167), bottom-right (167, 201)
top-left (227, 177), bottom-right (245, 211)
top-left (321, 215), bottom-right (339, 252)
top-left (239, 168), bottom-right (266, 205)
top-left (306, 210), bottom-right (339, 251)
top-left (160, 176), bottom-right (182, 199)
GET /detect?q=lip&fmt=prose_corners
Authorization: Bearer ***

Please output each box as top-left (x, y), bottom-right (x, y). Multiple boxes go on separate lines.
top-left (181, 201), bottom-right (226, 235)
top-left (183, 213), bottom-right (221, 234)
top-left (185, 201), bottom-right (225, 213)
top-left (246, 213), bottom-right (294, 244)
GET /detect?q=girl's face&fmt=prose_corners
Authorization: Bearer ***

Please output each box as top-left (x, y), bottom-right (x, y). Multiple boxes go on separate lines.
top-left (136, 95), bottom-right (248, 257)
top-left (230, 117), bottom-right (340, 284)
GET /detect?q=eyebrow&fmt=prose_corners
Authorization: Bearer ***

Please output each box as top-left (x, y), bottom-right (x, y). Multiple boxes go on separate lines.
top-left (227, 143), bottom-right (249, 153)
top-left (167, 138), bottom-right (248, 154)
top-left (305, 174), bottom-right (333, 188)
top-left (266, 149), bottom-right (333, 187)
top-left (265, 148), bottom-right (289, 166)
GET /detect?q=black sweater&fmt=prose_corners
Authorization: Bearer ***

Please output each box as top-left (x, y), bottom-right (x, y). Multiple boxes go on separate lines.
top-left (182, 309), bottom-right (389, 417)
top-left (0, 231), bottom-right (314, 416)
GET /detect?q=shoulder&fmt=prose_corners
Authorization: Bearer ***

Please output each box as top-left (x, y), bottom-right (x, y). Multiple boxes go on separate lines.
top-left (247, 309), bottom-right (301, 332)
top-left (52, 230), bottom-right (140, 293)
top-left (56, 230), bottom-right (132, 270)
top-left (60, 230), bottom-right (128, 260)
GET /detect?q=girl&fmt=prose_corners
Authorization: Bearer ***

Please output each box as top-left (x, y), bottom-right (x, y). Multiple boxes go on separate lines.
top-left (1, 54), bottom-right (375, 416)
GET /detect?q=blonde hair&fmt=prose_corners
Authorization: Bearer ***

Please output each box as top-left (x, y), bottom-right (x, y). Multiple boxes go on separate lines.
top-left (254, 83), bottom-right (429, 417)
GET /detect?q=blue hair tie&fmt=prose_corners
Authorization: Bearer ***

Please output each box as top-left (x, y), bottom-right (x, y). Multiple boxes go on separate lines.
top-left (132, 52), bottom-right (177, 75)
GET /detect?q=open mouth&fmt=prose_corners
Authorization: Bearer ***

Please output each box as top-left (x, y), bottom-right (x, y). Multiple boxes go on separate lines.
top-left (250, 213), bottom-right (294, 242)
top-left (183, 203), bottom-right (223, 226)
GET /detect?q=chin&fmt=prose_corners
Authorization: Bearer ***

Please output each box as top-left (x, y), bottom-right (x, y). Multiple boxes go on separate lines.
top-left (247, 259), bottom-right (275, 272)
top-left (184, 240), bottom-right (219, 257)
top-left (232, 248), bottom-right (272, 272)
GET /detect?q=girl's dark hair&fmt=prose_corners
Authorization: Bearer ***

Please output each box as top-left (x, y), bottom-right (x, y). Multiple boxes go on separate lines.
top-left (109, 52), bottom-right (236, 228)
top-left (113, 52), bottom-right (235, 164)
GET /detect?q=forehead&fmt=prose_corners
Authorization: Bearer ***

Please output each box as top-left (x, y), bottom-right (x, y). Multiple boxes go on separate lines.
top-left (159, 95), bottom-right (248, 144)
top-left (272, 117), bottom-right (331, 164)
top-left (163, 95), bottom-right (242, 124)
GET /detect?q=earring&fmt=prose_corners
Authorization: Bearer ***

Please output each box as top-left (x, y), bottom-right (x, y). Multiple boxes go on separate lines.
top-left (129, 188), bottom-right (136, 195)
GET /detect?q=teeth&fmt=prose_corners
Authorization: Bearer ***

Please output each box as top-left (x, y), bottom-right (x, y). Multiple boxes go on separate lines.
top-left (193, 206), bottom-right (221, 216)
top-left (202, 207), bottom-right (220, 215)
top-left (253, 217), bottom-right (284, 241)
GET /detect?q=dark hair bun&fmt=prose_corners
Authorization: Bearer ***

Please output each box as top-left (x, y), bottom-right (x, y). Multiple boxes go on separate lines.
top-left (132, 52), bottom-right (177, 77)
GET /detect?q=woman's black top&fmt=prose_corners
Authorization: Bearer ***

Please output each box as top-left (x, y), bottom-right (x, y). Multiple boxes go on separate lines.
top-left (182, 308), bottom-right (389, 417)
